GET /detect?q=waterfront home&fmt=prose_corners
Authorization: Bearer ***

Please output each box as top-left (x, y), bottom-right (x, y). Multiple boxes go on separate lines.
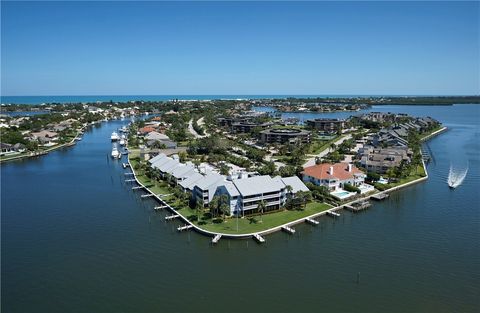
top-left (146, 139), bottom-right (177, 149)
top-left (192, 173), bottom-right (225, 206)
top-left (302, 163), bottom-right (366, 191)
top-left (306, 118), bottom-right (345, 133)
top-left (179, 172), bottom-right (205, 192)
top-left (138, 126), bottom-right (156, 135)
top-left (358, 146), bottom-right (412, 174)
top-left (0, 143), bottom-right (15, 155)
top-left (259, 128), bottom-right (311, 145)
top-left (170, 163), bottom-right (196, 184)
top-left (215, 175), bottom-right (309, 216)
top-left (145, 131), bottom-right (170, 141)
top-left (30, 130), bottom-right (58, 144)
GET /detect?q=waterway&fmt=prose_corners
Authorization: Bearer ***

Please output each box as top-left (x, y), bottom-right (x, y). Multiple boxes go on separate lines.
top-left (1, 104), bottom-right (479, 312)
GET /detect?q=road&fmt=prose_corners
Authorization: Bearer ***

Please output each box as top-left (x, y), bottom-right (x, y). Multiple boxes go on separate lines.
top-left (187, 117), bottom-right (208, 139)
top-left (303, 134), bottom-right (352, 168)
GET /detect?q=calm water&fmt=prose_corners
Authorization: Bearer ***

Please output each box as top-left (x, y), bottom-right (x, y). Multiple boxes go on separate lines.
top-left (1, 105), bottom-right (479, 312)
top-left (3, 95), bottom-right (401, 105)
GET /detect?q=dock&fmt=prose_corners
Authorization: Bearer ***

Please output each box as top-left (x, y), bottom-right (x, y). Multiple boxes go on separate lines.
top-left (212, 234), bottom-right (222, 244)
top-left (154, 205), bottom-right (168, 210)
top-left (125, 179), bottom-right (136, 182)
top-left (345, 200), bottom-right (371, 212)
top-left (177, 224), bottom-right (193, 231)
top-left (371, 193), bottom-right (389, 201)
top-left (122, 163), bottom-right (131, 168)
top-left (327, 211), bottom-right (341, 218)
top-left (132, 186), bottom-right (143, 190)
top-left (124, 172), bottom-right (134, 176)
top-left (281, 226), bottom-right (296, 235)
top-left (165, 214), bottom-right (180, 221)
top-left (141, 194), bottom-right (154, 198)
top-left (305, 217), bottom-right (319, 225)
top-left (253, 234), bottom-right (266, 243)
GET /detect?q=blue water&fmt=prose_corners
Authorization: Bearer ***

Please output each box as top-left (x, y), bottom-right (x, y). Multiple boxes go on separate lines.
top-left (1, 95), bottom-right (422, 105)
top-left (1, 104), bottom-right (479, 312)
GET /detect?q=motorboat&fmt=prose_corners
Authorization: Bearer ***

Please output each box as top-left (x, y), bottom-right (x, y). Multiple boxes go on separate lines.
top-left (119, 126), bottom-right (128, 133)
top-left (111, 132), bottom-right (120, 141)
top-left (111, 144), bottom-right (121, 159)
top-left (119, 135), bottom-right (126, 146)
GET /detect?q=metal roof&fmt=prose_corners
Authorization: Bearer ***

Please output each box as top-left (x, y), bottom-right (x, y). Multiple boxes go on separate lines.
top-left (233, 175), bottom-right (285, 197)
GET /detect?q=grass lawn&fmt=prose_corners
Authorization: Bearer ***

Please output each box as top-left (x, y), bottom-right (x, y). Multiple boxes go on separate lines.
top-left (308, 135), bottom-right (344, 154)
top-left (375, 164), bottom-right (426, 190)
top-left (191, 202), bottom-right (332, 234)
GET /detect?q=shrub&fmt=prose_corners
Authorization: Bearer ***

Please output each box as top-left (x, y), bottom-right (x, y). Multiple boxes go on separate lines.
top-left (343, 183), bottom-right (361, 193)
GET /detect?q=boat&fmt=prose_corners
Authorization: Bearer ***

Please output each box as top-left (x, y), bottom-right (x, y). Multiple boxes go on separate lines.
top-left (111, 144), bottom-right (121, 159)
top-left (111, 132), bottom-right (120, 141)
top-left (119, 126), bottom-right (128, 133)
top-left (119, 135), bottom-right (126, 146)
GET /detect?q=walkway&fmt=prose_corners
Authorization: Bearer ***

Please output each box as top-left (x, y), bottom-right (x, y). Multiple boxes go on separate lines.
top-left (187, 117), bottom-right (209, 139)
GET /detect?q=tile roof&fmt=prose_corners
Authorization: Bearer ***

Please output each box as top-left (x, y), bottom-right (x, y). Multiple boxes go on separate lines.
top-left (302, 163), bottom-right (364, 181)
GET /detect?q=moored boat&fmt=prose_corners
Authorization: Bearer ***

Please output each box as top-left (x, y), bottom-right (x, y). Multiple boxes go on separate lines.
top-left (111, 132), bottom-right (120, 141)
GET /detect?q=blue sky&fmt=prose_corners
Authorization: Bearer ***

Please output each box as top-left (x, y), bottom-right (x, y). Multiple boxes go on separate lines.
top-left (1, 1), bottom-right (479, 96)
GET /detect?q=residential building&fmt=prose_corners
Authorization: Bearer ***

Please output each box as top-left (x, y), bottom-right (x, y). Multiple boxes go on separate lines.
top-left (306, 118), bottom-right (345, 132)
top-left (259, 128), bottom-right (311, 144)
top-left (302, 163), bottom-right (366, 191)
top-left (358, 146), bottom-right (412, 174)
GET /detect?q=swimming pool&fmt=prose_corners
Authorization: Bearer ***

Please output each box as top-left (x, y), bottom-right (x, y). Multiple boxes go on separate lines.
top-left (330, 189), bottom-right (356, 200)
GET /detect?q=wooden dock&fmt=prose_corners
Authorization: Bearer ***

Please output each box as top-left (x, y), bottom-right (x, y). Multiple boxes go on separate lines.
top-left (305, 217), bottom-right (319, 225)
top-left (141, 194), bottom-right (154, 198)
top-left (212, 234), bottom-right (222, 244)
top-left (371, 193), bottom-right (389, 201)
top-left (165, 214), bottom-right (180, 221)
top-left (253, 234), bottom-right (266, 243)
top-left (327, 211), bottom-right (341, 218)
top-left (177, 225), bottom-right (193, 231)
top-left (125, 179), bottom-right (136, 182)
top-left (154, 205), bottom-right (168, 210)
top-left (124, 172), bottom-right (134, 176)
top-left (281, 226), bottom-right (296, 235)
top-left (132, 186), bottom-right (143, 190)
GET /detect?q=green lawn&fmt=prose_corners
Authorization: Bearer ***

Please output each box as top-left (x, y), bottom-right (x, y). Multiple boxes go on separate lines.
top-left (308, 135), bottom-right (344, 154)
top-left (375, 164), bottom-right (426, 190)
top-left (191, 202), bottom-right (332, 234)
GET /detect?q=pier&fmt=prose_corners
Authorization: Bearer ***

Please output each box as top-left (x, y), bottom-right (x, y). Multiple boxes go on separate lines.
top-left (327, 211), bottom-right (341, 218)
top-left (281, 226), bottom-right (296, 235)
top-left (141, 194), bottom-right (154, 198)
top-left (132, 186), bottom-right (143, 190)
top-left (253, 234), bottom-right (266, 243)
top-left (345, 200), bottom-right (371, 212)
top-left (124, 172), bottom-right (134, 176)
top-left (212, 234), bottom-right (222, 244)
top-left (177, 224), bottom-right (193, 231)
top-left (125, 179), bottom-right (136, 182)
top-left (154, 205), bottom-right (168, 210)
top-left (371, 193), bottom-right (389, 201)
top-left (165, 214), bottom-right (180, 221)
top-left (305, 217), bottom-right (319, 225)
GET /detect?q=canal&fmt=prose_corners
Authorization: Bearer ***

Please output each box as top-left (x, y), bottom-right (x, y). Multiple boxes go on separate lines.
top-left (2, 104), bottom-right (479, 312)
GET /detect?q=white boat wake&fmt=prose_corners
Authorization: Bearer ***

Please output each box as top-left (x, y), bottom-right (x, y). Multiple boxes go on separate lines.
top-left (447, 164), bottom-right (468, 189)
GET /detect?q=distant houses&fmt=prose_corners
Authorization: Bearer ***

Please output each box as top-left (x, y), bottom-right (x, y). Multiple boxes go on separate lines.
top-left (259, 128), bottom-right (311, 145)
top-left (306, 118), bottom-right (345, 133)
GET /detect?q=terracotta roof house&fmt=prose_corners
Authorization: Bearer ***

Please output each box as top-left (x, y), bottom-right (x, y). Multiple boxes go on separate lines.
top-left (138, 126), bottom-right (156, 135)
top-left (301, 163), bottom-right (366, 191)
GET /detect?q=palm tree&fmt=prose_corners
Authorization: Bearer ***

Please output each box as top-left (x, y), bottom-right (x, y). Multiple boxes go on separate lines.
top-left (209, 195), bottom-right (220, 218)
top-left (257, 200), bottom-right (266, 223)
top-left (219, 194), bottom-right (229, 220)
